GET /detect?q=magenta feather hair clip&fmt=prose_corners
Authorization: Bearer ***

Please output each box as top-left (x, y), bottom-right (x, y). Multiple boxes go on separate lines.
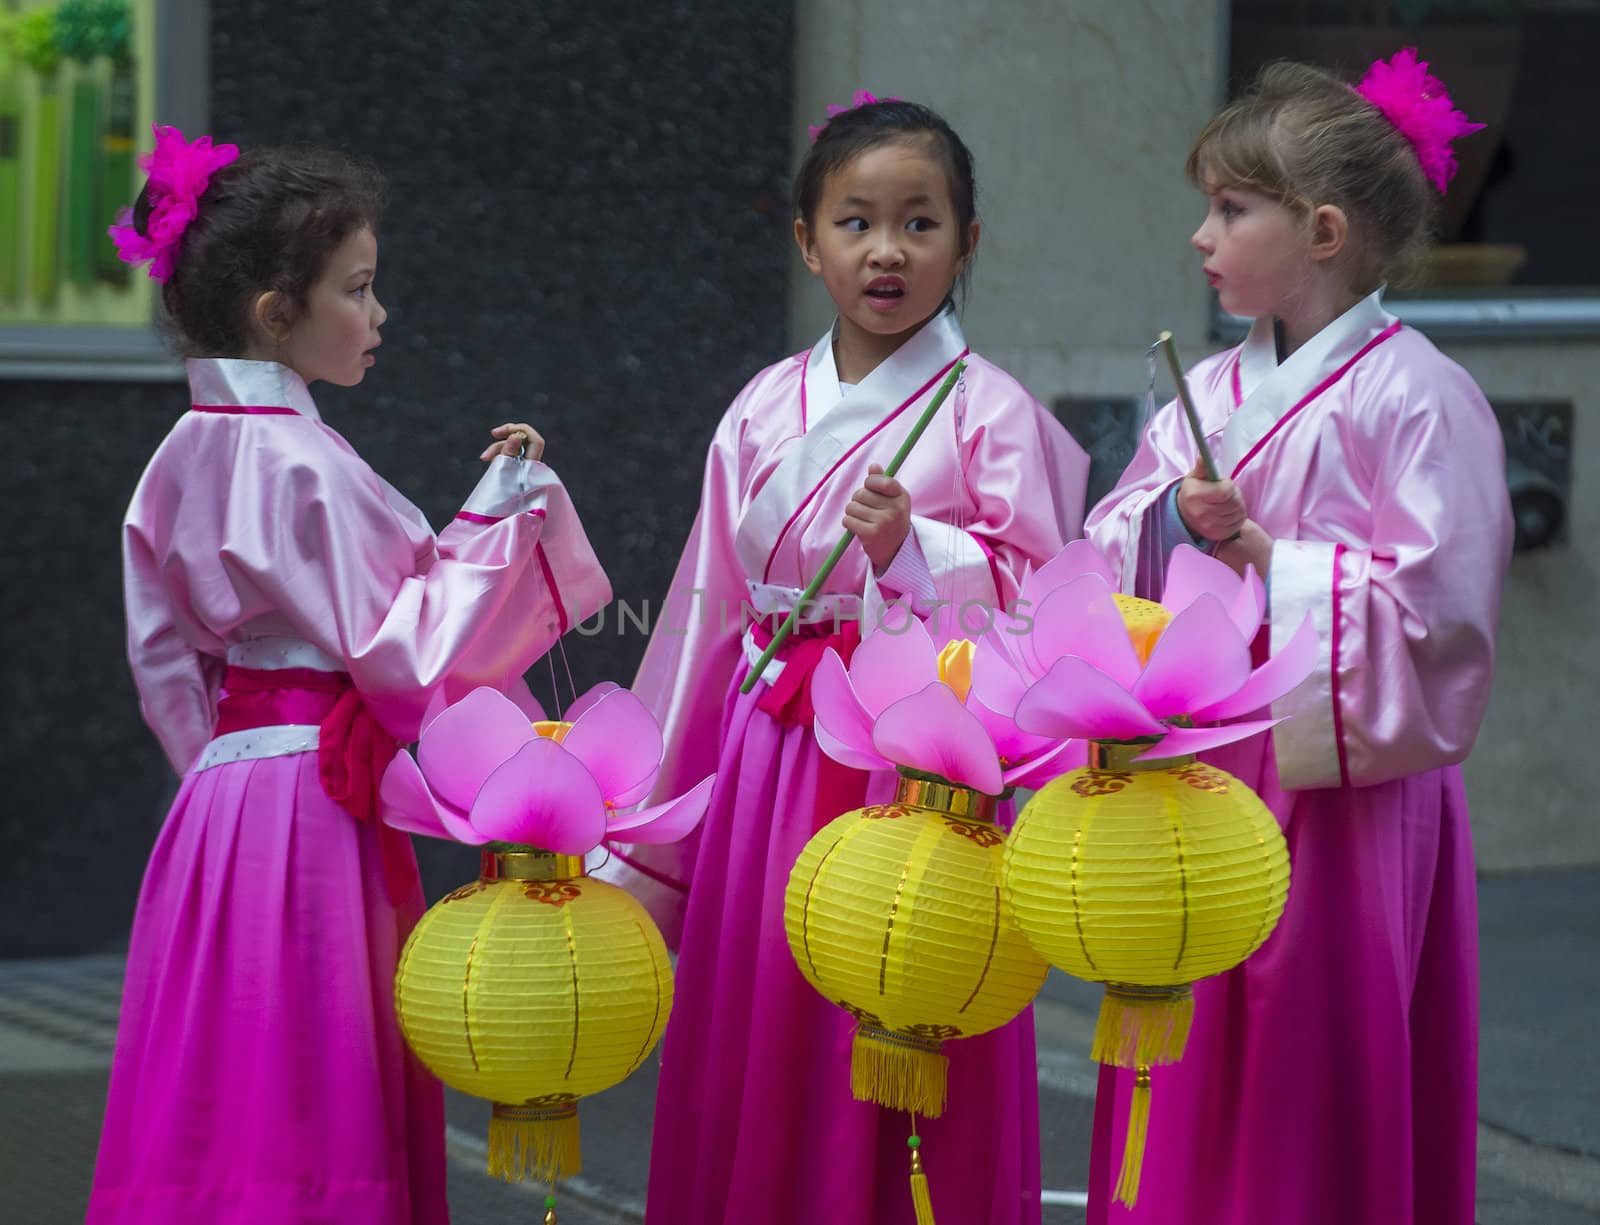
top-left (1354, 48), bottom-right (1485, 194)
top-left (108, 124), bottom-right (240, 282)
top-left (807, 89), bottom-right (900, 143)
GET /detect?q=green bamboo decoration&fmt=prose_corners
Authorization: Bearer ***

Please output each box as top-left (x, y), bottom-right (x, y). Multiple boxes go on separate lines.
top-left (57, 0), bottom-right (131, 285)
top-left (0, 15), bottom-right (23, 302)
top-left (18, 7), bottom-right (64, 308)
top-left (739, 359), bottom-right (967, 694)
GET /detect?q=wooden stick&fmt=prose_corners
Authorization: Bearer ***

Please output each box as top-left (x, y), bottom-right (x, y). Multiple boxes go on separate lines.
top-left (1157, 331), bottom-right (1221, 482)
top-left (738, 359), bottom-right (967, 694)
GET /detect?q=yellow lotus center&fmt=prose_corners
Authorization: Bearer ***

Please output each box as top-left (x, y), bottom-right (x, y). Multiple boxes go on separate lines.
top-left (1114, 594), bottom-right (1172, 666)
top-left (937, 638), bottom-right (976, 703)
top-left (531, 720), bottom-right (573, 743)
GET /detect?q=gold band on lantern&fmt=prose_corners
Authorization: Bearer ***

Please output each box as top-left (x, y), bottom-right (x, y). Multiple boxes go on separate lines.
top-left (1086, 740), bottom-right (1196, 773)
top-left (893, 772), bottom-right (998, 823)
top-left (493, 1098), bottom-right (579, 1125)
top-left (481, 849), bottom-right (588, 882)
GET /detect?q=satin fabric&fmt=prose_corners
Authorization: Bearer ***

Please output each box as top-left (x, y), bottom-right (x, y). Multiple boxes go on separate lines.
top-left (1082, 294), bottom-right (1511, 1225)
top-left (90, 358), bottom-right (611, 1225)
top-left (614, 311), bottom-right (1089, 1225)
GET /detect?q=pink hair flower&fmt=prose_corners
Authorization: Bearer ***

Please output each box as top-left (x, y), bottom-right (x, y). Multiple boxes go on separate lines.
top-left (807, 89), bottom-right (901, 142)
top-left (108, 123), bottom-right (239, 281)
top-left (987, 542), bottom-right (1318, 761)
top-left (1354, 48), bottom-right (1484, 194)
top-left (379, 685), bottom-right (713, 854)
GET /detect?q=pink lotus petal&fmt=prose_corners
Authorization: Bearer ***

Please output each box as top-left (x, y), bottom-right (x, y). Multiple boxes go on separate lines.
top-left (562, 688), bottom-right (664, 807)
top-left (872, 682), bottom-right (1004, 795)
top-left (1192, 611), bottom-right (1319, 721)
top-left (417, 687), bottom-right (537, 811)
top-left (1138, 717), bottom-right (1284, 760)
top-left (1030, 575), bottom-right (1142, 688)
top-left (1229, 564), bottom-right (1267, 639)
top-left (815, 711), bottom-right (894, 771)
top-left (979, 609), bottom-right (1034, 682)
top-left (970, 633), bottom-right (1029, 718)
top-left (379, 750), bottom-right (485, 844)
top-left (812, 646), bottom-right (883, 767)
top-left (565, 681), bottom-right (621, 723)
top-left (969, 689), bottom-right (1055, 764)
top-left (1023, 539), bottom-right (1117, 605)
top-left (1002, 738), bottom-right (1087, 789)
top-left (469, 739), bottom-right (607, 853)
top-left (1132, 594), bottom-right (1252, 719)
top-left (607, 775), bottom-right (714, 843)
top-left (1161, 544), bottom-right (1243, 616)
top-left (505, 679), bottom-right (549, 723)
top-left (1015, 656), bottom-right (1167, 741)
top-left (849, 617), bottom-right (938, 716)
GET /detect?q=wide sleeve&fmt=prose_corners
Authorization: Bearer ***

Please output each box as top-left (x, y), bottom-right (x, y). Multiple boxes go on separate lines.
top-left (232, 447), bottom-right (610, 744)
top-left (425, 455), bottom-right (613, 707)
top-left (1269, 369), bottom-right (1512, 790)
top-left (123, 516), bottom-right (226, 774)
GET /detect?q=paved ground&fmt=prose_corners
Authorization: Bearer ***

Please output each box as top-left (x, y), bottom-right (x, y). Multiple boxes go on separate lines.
top-left (3, 868), bottom-right (1595, 1224)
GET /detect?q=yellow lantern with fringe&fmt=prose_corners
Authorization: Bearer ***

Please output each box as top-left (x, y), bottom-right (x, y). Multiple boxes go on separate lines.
top-left (1003, 740), bottom-right (1290, 1206)
top-left (784, 772), bottom-right (1049, 1120)
top-left (394, 847), bottom-right (672, 1194)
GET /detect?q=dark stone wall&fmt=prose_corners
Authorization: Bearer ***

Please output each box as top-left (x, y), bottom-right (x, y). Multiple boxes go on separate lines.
top-left (0, 1), bottom-right (794, 955)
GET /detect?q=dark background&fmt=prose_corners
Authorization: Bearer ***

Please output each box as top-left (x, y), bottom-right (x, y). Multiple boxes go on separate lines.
top-left (0, 0), bottom-right (795, 955)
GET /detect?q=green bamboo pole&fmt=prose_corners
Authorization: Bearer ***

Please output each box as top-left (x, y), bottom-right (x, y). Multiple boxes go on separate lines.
top-left (739, 359), bottom-right (967, 694)
top-left (1157, 331), bottom-right (1220, 481)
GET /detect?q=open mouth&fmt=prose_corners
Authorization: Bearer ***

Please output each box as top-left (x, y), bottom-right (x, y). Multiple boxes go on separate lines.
top-left (865, 277), bottom-right (905, 304)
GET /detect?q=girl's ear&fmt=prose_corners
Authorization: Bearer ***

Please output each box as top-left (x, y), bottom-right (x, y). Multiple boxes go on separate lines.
top-left (794, 217), bottom-right (823, 276)
top-left (1309, 204), bottom-right (1348, 263)
top-left (252, 290), bottom-right (294, 342)
top-left (960, 218), bottom-right (982, 270)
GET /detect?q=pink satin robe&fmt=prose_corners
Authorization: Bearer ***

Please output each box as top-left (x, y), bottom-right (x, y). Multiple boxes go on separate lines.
top-left (1083, 293), bottom-right (1511, 1225)
top-left (89, 358), bottom-right (611, 1225)
top-left (606, 309), bottom-right (1089, 1225)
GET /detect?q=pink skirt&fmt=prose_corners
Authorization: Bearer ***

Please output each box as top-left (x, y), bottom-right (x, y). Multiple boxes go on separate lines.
top-left (1085, 739), bottom-right (1479, 1225)
top-left (644, 680), bottom-right (1043, 1225)
top-left (88, 751), bottom-right (449, 1225)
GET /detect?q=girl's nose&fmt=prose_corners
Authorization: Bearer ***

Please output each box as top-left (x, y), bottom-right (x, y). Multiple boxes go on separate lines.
top-left (373, 293), bottom-right (389, 327)
top-left (1191, 224), bottom-right (1212, 254)
top-left (869, 235), bottom-right (906, 267)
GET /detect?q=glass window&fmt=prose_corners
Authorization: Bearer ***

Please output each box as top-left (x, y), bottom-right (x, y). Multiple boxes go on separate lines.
top-left (1, 0), bottom-right (203, 378)
top-left (1227, 1), bottom-right (1600, 334)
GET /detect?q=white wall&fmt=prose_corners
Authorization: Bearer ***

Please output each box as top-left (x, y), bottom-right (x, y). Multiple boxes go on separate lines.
top-left (790, 0), bottom-right (1598, 869)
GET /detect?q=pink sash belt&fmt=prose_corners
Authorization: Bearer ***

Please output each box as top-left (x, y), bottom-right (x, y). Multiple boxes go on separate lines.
top-left (748, 617), bottom-right (863, 727)
top-left (217, 666), bottom-right (413, 904)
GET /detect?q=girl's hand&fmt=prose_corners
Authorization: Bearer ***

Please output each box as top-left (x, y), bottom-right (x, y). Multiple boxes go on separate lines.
top-left (1214, 518), bottom-right (1274, 579)
top-left (481, 423), bottom-right (545, 462)
top-left (843, 463), bottom-right (912, 573)
top-left (1176, 458), bottom-right (1247, 541)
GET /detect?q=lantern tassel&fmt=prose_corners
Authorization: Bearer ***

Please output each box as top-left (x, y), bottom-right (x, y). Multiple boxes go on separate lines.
top-left (1114, 1065), bottom-right (1152, 1208)
top-left (909, 1145), bottom-right (937, 1225)
top-left (488, 1102), bottom-right (582, 1183)
top-left (1092, 983), bottom-right (1194, 1068)
top-left (851, 1027), bottom-right (948, 1117)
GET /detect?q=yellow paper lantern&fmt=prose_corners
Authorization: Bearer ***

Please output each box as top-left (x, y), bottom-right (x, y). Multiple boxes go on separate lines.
top-left (784, 773), bottom-right (1049, 1120)
top-left (1003, 741), bottom-right (1290, 1205)
top-left (394, 848), bottom-right (673, 1191)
